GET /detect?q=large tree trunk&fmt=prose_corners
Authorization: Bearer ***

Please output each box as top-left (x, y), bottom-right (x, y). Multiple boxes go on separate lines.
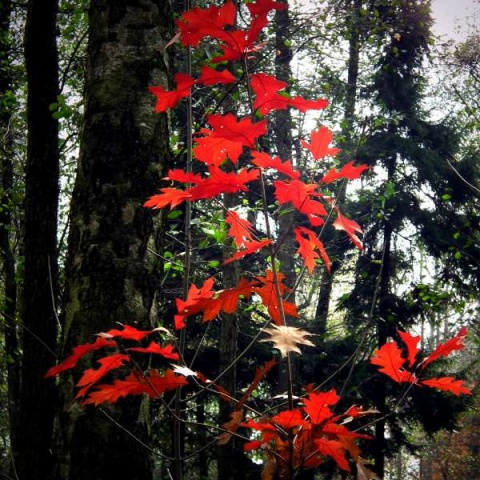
top-left (18, 0), bottom-right (60, 478)
top-left (56, 1), bottom-right (172, 479)
top-left (0, 0), bottom-right (20, 474)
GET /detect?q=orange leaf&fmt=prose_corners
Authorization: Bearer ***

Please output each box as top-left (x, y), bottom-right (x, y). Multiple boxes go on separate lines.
top-left (208, 113), bottom-right (267, 149)
top-left (144, 187), bottom-right (192, 210)
top-left (237, 359), bottom-right (277, 409)
top-left (271, 409), bottom-right (306, 429)
top-left (189, 167), bottom-right (260, 200)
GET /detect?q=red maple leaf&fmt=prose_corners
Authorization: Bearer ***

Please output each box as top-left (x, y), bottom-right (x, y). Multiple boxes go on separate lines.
top-left (197, 65), bottom-right (236, 85)
top-left (147, 166), bottom-right (259, 210)
top-left (76, 354), bottom-right (130, 398)
top-left (202, 278), bottom-right (257, 321)
top-left (148, 73), bottom-right (195, 112)
top-left (189, 167), bottom-right (259, 200)
top-left (288, 96), bottom-right (329, 112)
top-left (208, 113), bottom-right (267, 149)
top-left (45, 336), bottom-right (115, 378)
top-left (423, 327), bottom-right (468, 367)
top-left (420, 377), bottom-right (471, 396)
top-left (81, 372), bottom-right (151, 405)
top-left (271, 409), bottom-right (307, 429)
top-left (128, 342), bottom-right (179, 361)
top-left (315, 439), bottom-right (350, 472)
top-left (175, 277), bottom-right (216, 328)
top-left (251, 151), bottom-right (300, 179)
top-left (398, 330), bottom-right (421, 368)
top-left (241, 417), bottom-right (277, 432)
top-left (370, 342), bottom-right (417, 384)
top-left (99, 324), bottom-right (155, 342)
top-left (194, 130), bottom-right (243, 166)
top-left (301, 127), bottom-right (341, 160)
top-left (253, 270), bottom-right (298, 325)
top-left (224, 239), bottom-right (272, 265)
top-left (251, 73), bottom-right (289, 115)
top-left (211, 28), bottom-right (265, 64)
top-left (167, 168), bottom-right (203, 185)
top-left (175, 277), bottom-right (257, 324)
top-left (194, 114), bottom-right (267, 164)
top-left (246, 0), bottom-right (287, 17)
top-left (303, 389), bottom-right (340, 425)
top-left (176, 1), bottom-right (236, 47)
top-left (145, 368), bottom-right (190, 397)
top-left (237, 358), bottom-right (277, 410)
top-left (274, 179), bottom-right (327, 226)
top-left (144, 187), bottom-right (192, 210)
top-left (226, 210), bottom-right (255, 247)
top-left (321, 161), bottom-right (369, 183)
top-left (332, 210), bottom-right (363, 250)
top-left (82, 368), bottom-right (188, 405)
top-left (295, 226), bottom-right (331, 273)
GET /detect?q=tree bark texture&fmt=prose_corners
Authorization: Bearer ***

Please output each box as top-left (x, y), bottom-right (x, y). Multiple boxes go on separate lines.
top-left (19, 0), bottom-right (60, 478)
top-left (0, 0), bottom-right (21, 473)
top-left (56, 1), bottom-right (172, 479)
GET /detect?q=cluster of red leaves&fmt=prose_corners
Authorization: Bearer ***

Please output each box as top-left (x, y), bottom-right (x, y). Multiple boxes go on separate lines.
top-left (240, 388), bottom-right (372, 475)
top-left (145, 0), bottom-right (367, 274)
top-left (45, 325), bottom-right (189, 405)
top-left (46, 1), bottom-right (473, 479)
top-left (173, 270), bottom-right (297, 330)
top-left (370, 328), bottom-right (471, 396)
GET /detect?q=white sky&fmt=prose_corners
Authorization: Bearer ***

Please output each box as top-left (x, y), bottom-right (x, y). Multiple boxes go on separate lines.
top-left (431, 0), bottom-right (479, 40)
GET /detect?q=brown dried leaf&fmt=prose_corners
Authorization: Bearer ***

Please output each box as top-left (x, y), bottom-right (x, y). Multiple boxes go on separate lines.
top-left (260, 325), bottom-right (315, 357)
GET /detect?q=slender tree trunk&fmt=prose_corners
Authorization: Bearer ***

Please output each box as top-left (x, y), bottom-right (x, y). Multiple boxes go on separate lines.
top-left (0, 0), bottom-right (20, 473)
top-left (373, 158), bottom-right (395, 479)
top-left (314, 0), bottom-right (361, 332)
top-left (56, 1), bottom-right (172, 479)
top-left (273, 1), bottom-right (296, 298)
top-left (18, 1), bottom-right (60, 478)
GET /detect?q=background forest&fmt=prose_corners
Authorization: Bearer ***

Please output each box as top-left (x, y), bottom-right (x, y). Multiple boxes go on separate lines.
top-left (0, 0), bottom-right (479, 479)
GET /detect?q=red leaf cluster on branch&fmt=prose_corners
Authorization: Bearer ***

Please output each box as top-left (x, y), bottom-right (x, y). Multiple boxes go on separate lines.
top-left (370, 328), bottom-right (471, 396)
top-left (46, 1), bottom-right (472, 479)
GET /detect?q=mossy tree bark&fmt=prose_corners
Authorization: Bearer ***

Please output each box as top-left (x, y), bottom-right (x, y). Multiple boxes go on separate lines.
top-left (56, 1), bottom-right (172, 479)
top-left (0, 0), bottom-right (20, 474)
